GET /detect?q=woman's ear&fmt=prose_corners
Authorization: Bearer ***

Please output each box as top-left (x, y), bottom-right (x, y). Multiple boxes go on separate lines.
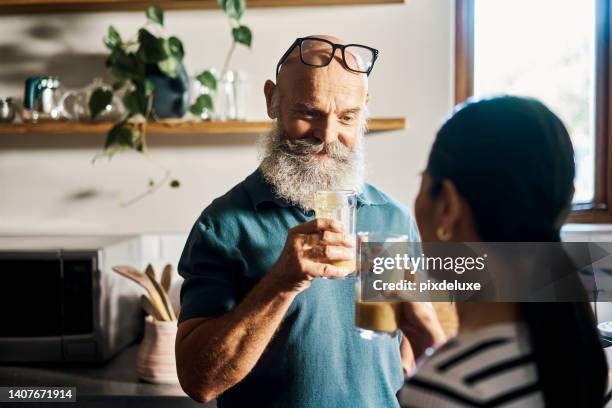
top-left (264, 80), bottom-right (278, 119)
top-left (437, 179), bottom-right (463, 240)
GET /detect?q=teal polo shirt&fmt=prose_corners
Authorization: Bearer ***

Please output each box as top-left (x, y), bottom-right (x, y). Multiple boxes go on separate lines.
top-left (178, 167), bottom-right (420, 408)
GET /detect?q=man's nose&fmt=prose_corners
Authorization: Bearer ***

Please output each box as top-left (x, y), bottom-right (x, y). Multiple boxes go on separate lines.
top-left (313, 116), bottom-right (339, 145)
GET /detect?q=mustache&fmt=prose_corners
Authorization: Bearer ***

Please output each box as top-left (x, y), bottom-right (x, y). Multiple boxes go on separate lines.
top-left (277, 136), bottom-right (352, 160)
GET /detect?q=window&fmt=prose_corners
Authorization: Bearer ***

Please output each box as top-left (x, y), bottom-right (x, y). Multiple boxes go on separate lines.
top-left (456, 0), bottom-right (612, 222)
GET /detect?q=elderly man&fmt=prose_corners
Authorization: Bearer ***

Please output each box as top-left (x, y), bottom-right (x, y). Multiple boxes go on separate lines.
top-left (176, 35), bottom-right (422, 407)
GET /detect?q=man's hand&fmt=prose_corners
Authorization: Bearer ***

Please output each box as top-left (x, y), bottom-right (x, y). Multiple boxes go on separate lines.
top-left (268, 218), bottom-right (355, 293)
top-left (398, 302), bottom-right (447, 361)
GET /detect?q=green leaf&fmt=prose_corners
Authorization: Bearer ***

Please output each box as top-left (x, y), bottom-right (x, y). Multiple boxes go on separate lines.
top-left (138, 29), bottom-right (167, 63)
top-left (217, 0), bottom-right (229, 11)
top-left (144, 79), bottom-right (155, 96)
top-left (232, 25), bottom-right (252, 47)
top-left (196, 70), bottom-right (217, 91)
top-left (104, 25), bottom-right (122, 50)
top-left (218, 0), bottom-right (245, 20)
top-left (189, 94), bottom-right (214, 115)
top-left (170, 179), bottom-right (181, 188)
top-left (232, 0), bottom-right (245, 20)
top-left (105, 122), bottom-right (133, 148)
top-left (89, 88), bottom-right (113, 119)
top-left (166, 37), bottom-right (184, 60)
top-left (157, 57), bottom-right (180, 78)
top-left (122, 89), bottom-right (146, 115)
top-left (146, 5), bottom-right (164, 26)
top-left (108, 50), bottom-right (143, 80)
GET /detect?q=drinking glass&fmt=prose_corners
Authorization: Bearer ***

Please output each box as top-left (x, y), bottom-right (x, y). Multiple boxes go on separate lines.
top-left (314, 190), bottom-right (357, 279)
top-left (355, 232), bottom-right (409, 339)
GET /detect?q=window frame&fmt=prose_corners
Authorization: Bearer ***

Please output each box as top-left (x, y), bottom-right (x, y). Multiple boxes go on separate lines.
top-left (455, 0), bottom-right (612, 223)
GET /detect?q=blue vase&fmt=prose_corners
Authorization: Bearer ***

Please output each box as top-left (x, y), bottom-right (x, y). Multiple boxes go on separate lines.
top-left (145, 64), bottom-right (191, 119)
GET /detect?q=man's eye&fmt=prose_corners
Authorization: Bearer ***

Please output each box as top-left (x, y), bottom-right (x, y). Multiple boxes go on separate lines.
top-left (297, 110), bottom-right (314, 118)
top-left (341, 115), bottom-right (356, 122)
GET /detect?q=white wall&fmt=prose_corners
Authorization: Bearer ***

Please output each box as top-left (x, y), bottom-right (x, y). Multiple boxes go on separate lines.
top-left (0, 0), bottom-right (454, 235)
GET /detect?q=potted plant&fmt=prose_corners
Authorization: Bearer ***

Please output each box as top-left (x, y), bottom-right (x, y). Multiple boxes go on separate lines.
top-left (90, 3), bottom-right (252, 205)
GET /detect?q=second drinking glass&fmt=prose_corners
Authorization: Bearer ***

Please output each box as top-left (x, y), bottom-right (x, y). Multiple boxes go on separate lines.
top-left (314, 190), bottom-right (357, 279)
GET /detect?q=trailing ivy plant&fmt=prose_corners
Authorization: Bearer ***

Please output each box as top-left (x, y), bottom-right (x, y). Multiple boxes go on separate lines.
top-left (190, 0), bottom-right (253, 117)
top-left (90, 5), bottom-right (184, 205)
top-left (92, 5), bottom-right (185, 157)
top-left (90, 3), bottom-right (252, 205)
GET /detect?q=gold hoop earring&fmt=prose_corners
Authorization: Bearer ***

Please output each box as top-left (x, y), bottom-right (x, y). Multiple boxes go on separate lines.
top-left (436, 227), bottom-right (452, 241)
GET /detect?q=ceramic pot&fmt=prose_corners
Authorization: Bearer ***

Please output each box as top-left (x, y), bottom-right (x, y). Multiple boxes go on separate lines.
top-left (136, 315), bottom-right (179, 384)
top-left (145, 63), bottom-right (191, 119)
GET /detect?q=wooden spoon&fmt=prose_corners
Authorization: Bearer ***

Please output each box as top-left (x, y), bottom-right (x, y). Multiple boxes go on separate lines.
top-left (161, 264), bottom-right (173, 294)
top-left (141, 294), bottom-right (165, 321)
top-left (112, 265), bottom-right (171, 321)
top-left (145, 264), bottom-right (177, 321)
top-left (144, 263), bottom-right (157, 282)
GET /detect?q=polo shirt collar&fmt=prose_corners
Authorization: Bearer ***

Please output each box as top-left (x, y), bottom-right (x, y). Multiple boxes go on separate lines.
top-left (245, 168), bottom-right (292, 210)
top-left (356, 184), bottom-right (388, 206)
top-left (245, 167), bottom-right (388, 211)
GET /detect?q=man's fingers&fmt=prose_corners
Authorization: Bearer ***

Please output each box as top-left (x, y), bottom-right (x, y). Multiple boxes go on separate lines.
top-left (304, 259), bottom-right (351, 279)
top-left (320, 231), bottom-right (355, 248)
top-left (291, 218), bottom-right (344, 235)
top-left (307, 244), bottom-right (354, 263)
top-left (304, 231), bottom-right (354, 248)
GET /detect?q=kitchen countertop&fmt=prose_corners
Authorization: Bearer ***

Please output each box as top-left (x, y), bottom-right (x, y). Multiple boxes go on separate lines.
top-left (0, 343), bottom-right (215, 407)
top-left (4, 339), bottom-right (612, 407)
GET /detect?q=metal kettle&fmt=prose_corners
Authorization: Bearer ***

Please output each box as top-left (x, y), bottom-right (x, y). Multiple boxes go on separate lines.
top-left (23, 75), bottom-right (62, 121)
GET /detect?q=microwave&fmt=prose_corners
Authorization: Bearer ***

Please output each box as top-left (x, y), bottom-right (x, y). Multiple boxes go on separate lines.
top-left (0, 235), bottom-right (150, 363)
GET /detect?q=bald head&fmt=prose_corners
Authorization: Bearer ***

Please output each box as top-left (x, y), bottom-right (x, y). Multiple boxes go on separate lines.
top-left (276, 34), bottom-right (369, 94)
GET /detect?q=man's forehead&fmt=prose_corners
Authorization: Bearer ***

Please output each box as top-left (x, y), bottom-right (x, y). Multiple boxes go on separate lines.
top-left (281, 72), bottom-right (366, 109)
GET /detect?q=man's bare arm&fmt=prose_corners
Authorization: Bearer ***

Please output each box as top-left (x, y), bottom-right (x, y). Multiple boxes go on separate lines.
top-left (175, 218), bottom-right (355, 403)
top-left (176, 274), bottom-right (298, 402)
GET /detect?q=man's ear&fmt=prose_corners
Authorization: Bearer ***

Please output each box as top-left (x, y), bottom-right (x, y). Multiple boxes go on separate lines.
top-left (264, 80), bottom-right (278, 119)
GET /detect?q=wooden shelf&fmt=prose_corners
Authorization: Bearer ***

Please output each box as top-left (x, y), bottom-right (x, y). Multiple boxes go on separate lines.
top-left (0, 0), bottom-right (403, 14)
top-left (0, 118), bottom-right (405, 135)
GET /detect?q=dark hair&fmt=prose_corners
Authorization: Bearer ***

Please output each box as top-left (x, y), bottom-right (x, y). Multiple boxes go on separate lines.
top-left (427, 96), bottom-right (608, 407)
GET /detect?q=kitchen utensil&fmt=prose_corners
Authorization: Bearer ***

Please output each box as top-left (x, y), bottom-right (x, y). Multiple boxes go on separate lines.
top-left (161, 264), bottom-right (173, 293)
top-left (0, 98), bottom-right (16, 123)
top-left (145, 263), bottom-right (157, 282)
top-left (144, 264), bottom-right (176, 321)
top-left (112, 265), bottom-right (171, 321)
top-left (141, 294), bottom-right (166, 321)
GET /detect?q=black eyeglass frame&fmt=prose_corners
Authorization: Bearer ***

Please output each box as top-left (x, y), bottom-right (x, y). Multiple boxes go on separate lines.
top-left (275, 37), bottom-right (379, 78)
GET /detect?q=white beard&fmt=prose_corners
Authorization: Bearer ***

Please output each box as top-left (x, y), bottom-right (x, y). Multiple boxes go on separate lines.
top-left (258, 121), bottom-right (366, 210)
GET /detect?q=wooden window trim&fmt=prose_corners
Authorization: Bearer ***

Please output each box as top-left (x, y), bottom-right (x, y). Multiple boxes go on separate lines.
top-left (455, 0), bottom-right (612, 223)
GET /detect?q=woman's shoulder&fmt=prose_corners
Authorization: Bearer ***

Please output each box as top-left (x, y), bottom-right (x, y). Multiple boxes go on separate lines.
top-left (398, 322), bottom-right (544, 407)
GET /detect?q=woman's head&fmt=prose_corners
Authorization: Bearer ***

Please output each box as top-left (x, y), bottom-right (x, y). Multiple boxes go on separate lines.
top-left (415, 97), bottom-right (608, 406)
top-left (415, 96), bottom-right (575, 242)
